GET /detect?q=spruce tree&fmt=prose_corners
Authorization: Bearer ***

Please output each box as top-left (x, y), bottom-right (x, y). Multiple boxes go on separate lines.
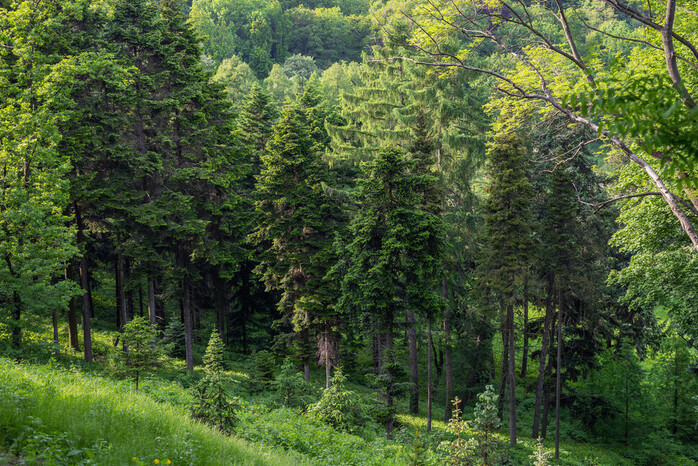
top-left (479, 131), bottom-right (533, 447)
top-left (339, 146), bottom-right (443, 439)
top-left (252, 102), bottom-right (342, 381)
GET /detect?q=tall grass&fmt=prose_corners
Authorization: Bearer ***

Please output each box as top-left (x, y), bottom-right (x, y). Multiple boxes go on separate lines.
top-left (0, 358), bottom-right (301, 465)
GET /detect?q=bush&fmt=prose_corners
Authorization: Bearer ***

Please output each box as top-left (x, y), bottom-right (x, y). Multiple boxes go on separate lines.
top-left (190, 331), bottom-right (240, 434)
top-left (271, 358), bottom-right (316, 408)
top-left (248, 350), bottom-right (277, 391)
top-left (307, 368), bottom-right (364, 433)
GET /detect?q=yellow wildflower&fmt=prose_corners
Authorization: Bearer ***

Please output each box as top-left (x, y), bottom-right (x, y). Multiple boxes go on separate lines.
top-left (154, 460), bottom-right (160, 464)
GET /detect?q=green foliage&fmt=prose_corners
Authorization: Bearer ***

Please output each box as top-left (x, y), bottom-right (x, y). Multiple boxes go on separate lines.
top-left (441, 387), bottom-right (505, 465)
top-left (190, 372), bottom-right (240, 435)
top-left (162, 319), bottom-right (186, 359)
top-left (0, 358), bottom-right (296, 465)
top-left (202, 328), bottom-right (226, 374)
top-left (307, 368), bottom-right (364, 432)
top-left (115, 316), bottom-right (159, 390)
top-left (271, 358), bottom-right (316, 408)
top-left (249, 349), bottom-right (277, 389)
top-left (530, 437), bottom-right (552, 466)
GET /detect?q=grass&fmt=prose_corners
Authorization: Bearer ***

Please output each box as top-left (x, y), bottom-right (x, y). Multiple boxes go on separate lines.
top-left (0, 357), bottom-right (300, 465)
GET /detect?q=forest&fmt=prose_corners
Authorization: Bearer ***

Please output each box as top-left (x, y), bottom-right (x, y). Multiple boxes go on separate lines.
top-left (0, 0), bottom-right (697, 464)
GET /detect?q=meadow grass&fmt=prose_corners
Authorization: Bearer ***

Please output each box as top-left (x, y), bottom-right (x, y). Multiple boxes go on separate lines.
top-left (0, 357), bottom-right (301, 465)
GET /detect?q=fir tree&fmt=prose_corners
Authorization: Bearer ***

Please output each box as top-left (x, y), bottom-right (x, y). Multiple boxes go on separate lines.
top-left (252, 102), bottom-right (342, 380)
top-left (479, 131), bottom-right (533, 447)
top-left (339, 146), bottom-right (443, 439)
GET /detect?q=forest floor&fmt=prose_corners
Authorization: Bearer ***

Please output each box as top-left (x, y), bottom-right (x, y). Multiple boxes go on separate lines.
top-left (0, 326), bottom-right (690, 465)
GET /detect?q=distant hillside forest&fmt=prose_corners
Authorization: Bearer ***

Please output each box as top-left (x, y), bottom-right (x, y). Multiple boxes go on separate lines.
top-left (0, 0), bottom-right (697, 463)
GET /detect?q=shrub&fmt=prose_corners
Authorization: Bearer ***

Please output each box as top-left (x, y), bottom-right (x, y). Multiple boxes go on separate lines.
top-left (307, 368), bottom-right (364, 432)
top-left (190, 331), bottom-right (239, 434)
top-left (440, 386), bottom-right (505, 465)
top-left (271, 358), bottom-right (316, 408)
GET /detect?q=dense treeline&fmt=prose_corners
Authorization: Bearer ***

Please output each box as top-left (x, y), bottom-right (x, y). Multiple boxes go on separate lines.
top-left (1, 0), bottom-right (697, 463)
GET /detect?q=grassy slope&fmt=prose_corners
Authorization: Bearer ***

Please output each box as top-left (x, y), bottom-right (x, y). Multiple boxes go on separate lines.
top-left (0, 322), bottom-right (682, 465)
top-left (0, 357), bottom-right (300, 465)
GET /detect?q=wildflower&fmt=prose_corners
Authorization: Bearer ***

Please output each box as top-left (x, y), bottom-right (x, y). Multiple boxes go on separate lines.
top-left (132, 458), bottom-right (138, 462)
top-left (166, 461), bottom-right (171, 465)
top-left (154, 460), bottom-right (160, 464)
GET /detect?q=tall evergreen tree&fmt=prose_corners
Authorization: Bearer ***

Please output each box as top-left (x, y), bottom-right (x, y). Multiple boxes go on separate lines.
top-left (479, 131), bottom-right (533, 447)
top-left (338, 146), bottom-right (443, 439)
top-left (252, 102), bottom-right (342, 381)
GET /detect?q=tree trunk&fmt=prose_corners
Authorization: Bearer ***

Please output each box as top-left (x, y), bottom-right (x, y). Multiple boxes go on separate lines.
top-left (520, 283), bottom-right (529, 378)
top-left (118, 255), bottom-right (128, 353)
top-left (302, 327), bottom-right (310, 382)
top-left (555, 299), bottom-right (563, 459)
top-left (138, 286), bottom-right (144, 318)
top-left (80, 255), bottom-right (93, 363)
top-left (541, 314), bottom-right (557, 439)
top-left (68, 296), bottom-right (80, 352)
top-left (532, 279), bottom-right (555, 438)
top-left (114, 256), bottom-right (122, 330)
top-left (154, 277), bottom-right (166, 331)
top-left (215, 272), bottom-right (227, 342)
top-left (183, 272), bottom-right (194, 371)
top-left (384, 311), bottom-right (395, 440)
top-left (325, 326), bottom-right (331, 389)
top-left (125, 257), bottom-right (134, 320)
top-left (498, 321), bottom-right (508, 417)
top-left (52, 309), bottom-right (59, 356)
top-left (148, 276), bottom-right (157, 327)
top-left (12, 290), bottom-right (22, 350)
top-left (407, 310), bottom-right (419, 414)
top-left (427, 317), bottom-right (433, 432)
top-left (507, 304), bottom-right (517, 447)
top-left (444, 279), bottom-right (452, 422)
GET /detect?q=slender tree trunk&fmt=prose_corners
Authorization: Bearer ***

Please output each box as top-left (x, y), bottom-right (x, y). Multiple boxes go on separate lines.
top-left (533, 278), bottom-right (554, 438)
top-left (407, 310), bottom-right (419, 414)
top-left (555, 299), bottom-right (563, 459)
top-left (498, 320), bottom-right (508, 417)
top-left (444, 280), bottom-right (452, 422)
top-left (183, 272), bottom-right (193, 371)
top-left (427, 317), bottom-right (433, 432)
top-left (52, 309), bottom-right (59, 356)
top-left (302, 327), bottom-right (310, 382)
top-left (12, 290), bottom-right (22, 349)
top-left (154, 277), bottom-right (166, 331)
top-left (508, 304), bottom-right (517, 447)
top-left (148, 276), bottom-right (157, 327)
top-left (215, 272), bottom-right (227, 341)
top-left (80, 255), bottom-right (93, 363)
top-left (520, 283), bottom-right (529, 378)
top-left (114, 256), bottom-right (122, 330)
top-left (541, 314), bottom-right (557, 439)
top-left (384, 311), bottom-right (395, 440)
top-left (138, 286), bottom-right (144, 317)
top-left (118, 255), bottom-right (128, 353)
top-left (325, 325), bottom-right (331, 389)
top-left (68, 297), bottom-right (80, 351)
top-left (125, 257), bottom-right (134, 320)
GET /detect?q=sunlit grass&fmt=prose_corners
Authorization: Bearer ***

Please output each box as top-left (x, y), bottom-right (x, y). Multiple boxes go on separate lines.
top-left (0, 357), bottom-right (301, 465)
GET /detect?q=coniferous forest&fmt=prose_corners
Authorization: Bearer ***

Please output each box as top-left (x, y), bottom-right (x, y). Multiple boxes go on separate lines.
top-left (1, 0), bottom-right (697, 464)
